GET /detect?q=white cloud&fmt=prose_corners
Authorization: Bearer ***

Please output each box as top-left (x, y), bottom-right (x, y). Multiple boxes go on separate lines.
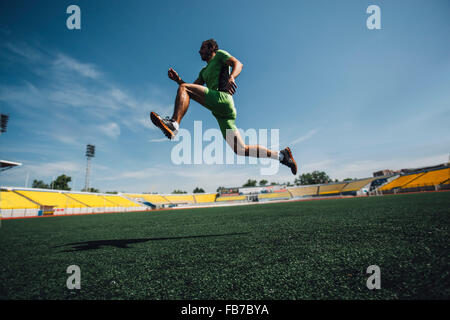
top-left (300, 159), bottom-right (335, 173)
top-left (52, 53), bottom-right (101, 79)
top-left (96, 167), bottom-right (165, 182)
top-left (0, 82), bottom-right (45, 110)
top-left (4, 42), bottom-right (42, 62)
top-left (290, 128), bottom-right (319, 145)
top-left (149, 137), bottom-right (169, 142)
top-left (98, 122), bottom-right (121, 138)
top-left (0, 28), bottom-right (11, 36)
top-left (51, 134), bottom-right (83, 146)
top-left (0, 160), bottom-right (87, 189)
top-left (92, 164), bottom-right (258, 193)
top-left (0, 42), bottom-right (173, 147)
top-left (3, 161), bottom-right (83, 180)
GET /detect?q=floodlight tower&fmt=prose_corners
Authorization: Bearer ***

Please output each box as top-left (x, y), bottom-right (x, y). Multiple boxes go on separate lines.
top-left (1, 113), bottom-right (10, 224)
top-left (0, 113), bottom-right (9, 135)
top-left (84, 144), bottom-right (95, 192)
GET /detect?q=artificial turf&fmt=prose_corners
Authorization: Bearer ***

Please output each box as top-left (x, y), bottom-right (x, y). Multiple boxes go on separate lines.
top-left (0, 191), bottom-right (449, 300)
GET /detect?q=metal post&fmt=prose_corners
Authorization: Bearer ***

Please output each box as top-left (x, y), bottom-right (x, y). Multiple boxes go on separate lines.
top-left (84, 157), bottom-right (91, 192)
top-left (0, 187), bottom-right (2, 226)
top-left (84, 144), bottom-right (95, 192)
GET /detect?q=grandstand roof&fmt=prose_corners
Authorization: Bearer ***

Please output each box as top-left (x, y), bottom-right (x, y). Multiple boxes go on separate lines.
top-left (0, 160), bottom-right (22, 172)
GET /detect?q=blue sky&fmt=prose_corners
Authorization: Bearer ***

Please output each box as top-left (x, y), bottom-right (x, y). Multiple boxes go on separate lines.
top-left (0, 0), bottom-right (449, 193)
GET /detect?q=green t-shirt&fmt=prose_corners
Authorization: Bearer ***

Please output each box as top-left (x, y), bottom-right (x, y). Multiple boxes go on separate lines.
top-left (199, 49), bottom-right (232, 91)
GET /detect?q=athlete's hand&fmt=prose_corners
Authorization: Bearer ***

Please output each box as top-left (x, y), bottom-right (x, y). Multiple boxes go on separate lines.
top-left (168, 68), bottom-right (181, 83)
top-left (226, 75), bottom-right (237, 95)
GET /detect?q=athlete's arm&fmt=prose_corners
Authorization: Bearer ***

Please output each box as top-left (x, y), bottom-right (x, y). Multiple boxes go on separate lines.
top-left (168, 68), bottom-right (185, 85)
top-left (169, 67), bottom-right (203, 86)
top-left (226, 56), bottom-right (243, 79)
top-left (225, 56), bottom-right (243, 95)
top-left (193, 77), bottom-right (204, 85)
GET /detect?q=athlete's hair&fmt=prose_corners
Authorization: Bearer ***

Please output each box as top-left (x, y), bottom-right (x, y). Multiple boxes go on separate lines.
top-left (203, 39), bottom-right (219, 52)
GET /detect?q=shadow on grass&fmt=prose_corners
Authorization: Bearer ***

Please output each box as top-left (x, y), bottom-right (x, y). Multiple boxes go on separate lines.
top-left (56, 232), bottom-right (249, 252)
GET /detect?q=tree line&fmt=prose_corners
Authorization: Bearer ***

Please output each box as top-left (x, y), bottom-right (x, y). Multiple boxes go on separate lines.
top-left (235, 171), bottom-right (357, 188)
top-left (30, 171), bottom-right (355, 195)
top-left (31, 174), bottom-right (109, 193)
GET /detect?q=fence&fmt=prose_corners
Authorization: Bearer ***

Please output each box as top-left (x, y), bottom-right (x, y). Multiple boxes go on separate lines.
top-left (0, 206), bottom-right (150, 219)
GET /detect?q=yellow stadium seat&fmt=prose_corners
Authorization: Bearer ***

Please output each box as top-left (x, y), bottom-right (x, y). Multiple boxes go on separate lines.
top-left (258, 192), bottom-right (291, 199)
top-left (0, 190), bottom-right (39, 209)
top-left (380, 173), bottom-right (425, 191)
top-left (288, 186), bottom-right (318, 197)
top-left (101, 195), bottom-right (141, 207)
top-left (318, 183), bottom-right (347, 195)
top-left (216, 195), bottom-right (246, 202)
top-left (15, 190), bottom-right (86, 208)
top-left (402, 168), bottom-right (450, 188)
top-left (164, 194), bottom-right (195, 204)
top-left (194, 193), bottom-right (218, 203)
top-left (66, 193), bottom-right (116, 207)
top-left (124, 194), bottom-right (171, 204)
top-left (341, 178), bottom-right (374, 192)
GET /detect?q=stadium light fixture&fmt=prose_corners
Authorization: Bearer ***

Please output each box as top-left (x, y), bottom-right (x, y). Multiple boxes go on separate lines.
top-left (86, 144), bottom-right (95, 158)
top-left (0, 114), bottom-right (9, 134)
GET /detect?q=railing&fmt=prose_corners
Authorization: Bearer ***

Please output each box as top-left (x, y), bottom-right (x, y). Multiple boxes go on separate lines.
top-left (0, 206), bottom-right (150, 219)
top-left (380, 182), bottom-right (450, 194)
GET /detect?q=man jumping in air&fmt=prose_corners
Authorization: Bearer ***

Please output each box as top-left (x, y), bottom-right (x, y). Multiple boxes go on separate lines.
top-left (150, 39), bottom-right (297, 175)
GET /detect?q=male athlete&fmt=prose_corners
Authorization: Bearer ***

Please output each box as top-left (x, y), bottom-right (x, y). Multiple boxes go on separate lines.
top-left (150, 39), bottom-right (298, 175)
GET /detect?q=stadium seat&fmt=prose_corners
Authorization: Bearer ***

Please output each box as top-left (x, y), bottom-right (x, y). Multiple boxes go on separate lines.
top-left (318, 183), bottom-right (347, 195)
top-left (258, 192), bottom-right (291, 199)
top-left (402, 168), bottom-right (450, 188)
top-left (0, 190), bottom-right (39, 209)
top-left (216, 195), bottom-right (246, 202)
top-left (194, 193), bottom-right (218, 203)
top-left (125, 194), bottom-right (171, 204)
top-left (341, 178), bottom-right (374, 192)
top-left (380, 173), bottom-right (425, 191)
top-left (66, 193), bottom-right (117, 207)
top-left (101, 195), bottom-right (141, 207)
top-left (163, 194), bottom-right (195, 204)
top-left (15, 190), bottom-right (87, 208)
top-left (288, 186), bottom-right (319, 197)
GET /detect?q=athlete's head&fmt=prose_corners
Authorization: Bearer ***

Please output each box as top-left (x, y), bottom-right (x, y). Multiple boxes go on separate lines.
top-left (199, 39), bottom-right (219, 61)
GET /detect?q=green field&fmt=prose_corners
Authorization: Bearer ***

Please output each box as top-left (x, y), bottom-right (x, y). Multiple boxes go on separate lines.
top-left (1, 192), bottom-right (449, 300)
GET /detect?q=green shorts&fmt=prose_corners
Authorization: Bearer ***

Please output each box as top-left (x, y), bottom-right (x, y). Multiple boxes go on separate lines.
top-left (204, 88), bottom-right (237, 138)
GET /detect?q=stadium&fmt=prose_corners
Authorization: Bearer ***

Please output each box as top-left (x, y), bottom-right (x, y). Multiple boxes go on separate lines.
top-left (1, 163), bottom-right (450, 218)
top-left (1, 161), bottom-right (449, 300)
top-left (1, 0), bottom-right (449, 306)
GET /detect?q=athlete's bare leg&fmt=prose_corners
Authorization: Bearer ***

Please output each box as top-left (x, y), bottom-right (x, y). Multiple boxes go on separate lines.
top-left (224, 131), bottom-right (297, 174)
top-left (225, 129), bottom-right (279, 160)
top-left (172, 83), bottom-right (207, 124)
